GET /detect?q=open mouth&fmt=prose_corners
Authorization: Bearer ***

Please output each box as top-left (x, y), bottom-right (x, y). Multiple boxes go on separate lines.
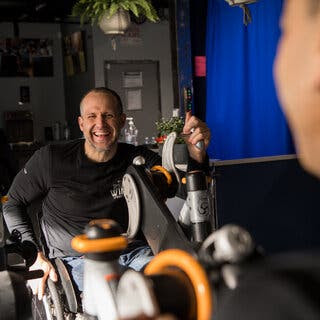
top-left (93, 131), bottom-right (111, 141)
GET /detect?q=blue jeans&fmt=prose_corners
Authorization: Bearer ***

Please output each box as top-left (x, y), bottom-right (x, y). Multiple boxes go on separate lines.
top-left (61, 241), bottom-right (153, 293)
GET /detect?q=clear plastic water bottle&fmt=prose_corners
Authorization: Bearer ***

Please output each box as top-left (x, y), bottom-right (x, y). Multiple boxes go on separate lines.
top-left (63, 121), bottom-right (70, 140)
top-left (144, 136), bottom-right (150, 145)
top-left (125, 117), bottom-right (138, 146)
top-left (53, 121), bottom-right (61, 141)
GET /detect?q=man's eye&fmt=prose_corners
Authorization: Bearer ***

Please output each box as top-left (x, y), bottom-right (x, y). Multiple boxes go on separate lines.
top-left (87, 115), bottom-right (95, 119)
top-left (105, 114), bottom-right (114, 119)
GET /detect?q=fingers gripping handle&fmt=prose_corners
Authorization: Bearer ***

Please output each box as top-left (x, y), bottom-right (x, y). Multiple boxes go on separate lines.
top-left (190, 127), bottom-right (204, 151)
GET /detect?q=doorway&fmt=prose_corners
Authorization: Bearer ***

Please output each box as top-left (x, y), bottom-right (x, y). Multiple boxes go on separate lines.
top-left (104, 60), bottom-right (161, 145)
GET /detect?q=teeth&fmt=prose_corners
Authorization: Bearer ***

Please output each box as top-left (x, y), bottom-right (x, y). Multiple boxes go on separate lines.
top-left (94, 133), bottom-right (109, 136)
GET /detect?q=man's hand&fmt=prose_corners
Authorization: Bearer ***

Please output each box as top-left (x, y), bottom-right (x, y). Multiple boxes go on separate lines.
top-left (28, 251), bottom-right (58, 300)
top-left (182, 111), bottom-right (211, 163)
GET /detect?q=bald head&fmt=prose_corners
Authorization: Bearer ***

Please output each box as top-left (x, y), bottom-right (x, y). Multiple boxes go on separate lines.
top-left (80, 87), bottom-right (123, 116)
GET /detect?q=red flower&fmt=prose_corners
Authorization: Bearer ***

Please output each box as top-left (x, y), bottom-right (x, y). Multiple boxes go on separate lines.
top-left (155, 135), bottom-right (167, 143)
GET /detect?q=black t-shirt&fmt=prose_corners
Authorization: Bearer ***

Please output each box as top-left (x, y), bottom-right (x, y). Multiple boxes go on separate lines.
top-left (3, 139), bottom-right (209, 258)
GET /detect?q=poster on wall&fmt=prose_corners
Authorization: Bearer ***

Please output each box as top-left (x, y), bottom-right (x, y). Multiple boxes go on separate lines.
top-left (126, 89), bottom-right (142, 110)
top-left (63, 31), bottom-right (86, 77)
top-left (0, 38), bottom-right (53, 77)
top-left (122, 71), bottom-right (143, 88)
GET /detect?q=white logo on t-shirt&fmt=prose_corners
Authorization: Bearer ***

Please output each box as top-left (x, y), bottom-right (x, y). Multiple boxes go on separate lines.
top-left (110, 179), bottom-right (124, 199)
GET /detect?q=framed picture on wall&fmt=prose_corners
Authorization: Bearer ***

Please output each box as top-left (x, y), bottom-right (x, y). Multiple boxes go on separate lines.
top-left (63, 31), bottom-right (86, 77)
top-left (0, 38), bottom-right (53, 77)
top-left (126, 88), bottom-right (142, 110)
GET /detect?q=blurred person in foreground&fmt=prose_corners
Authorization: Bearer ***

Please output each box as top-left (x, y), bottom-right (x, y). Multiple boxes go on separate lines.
top-left (216, 1), bottom-right (320, 319)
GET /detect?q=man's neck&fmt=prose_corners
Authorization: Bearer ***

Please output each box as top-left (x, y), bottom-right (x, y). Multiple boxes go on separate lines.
top-left (84, 141), bottom-right (118, 163)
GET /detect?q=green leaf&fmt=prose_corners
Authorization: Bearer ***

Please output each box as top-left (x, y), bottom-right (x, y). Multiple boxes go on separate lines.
top-left (134, 0), bottom-right (159, 22)
top-left (71, 0), bottom-right (159, 25)
top-left (128, 2), bottom-right (139, 17)
top-left (108, 3), bottom-right (119, 17)
top-left (119, 2), bottom-right (130, 11)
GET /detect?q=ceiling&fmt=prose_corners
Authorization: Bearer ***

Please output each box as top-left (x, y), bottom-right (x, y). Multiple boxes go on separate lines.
top-left (0, 0), bottom-right (75, 23)
top-left (0, 0), bottom-right (169, 23)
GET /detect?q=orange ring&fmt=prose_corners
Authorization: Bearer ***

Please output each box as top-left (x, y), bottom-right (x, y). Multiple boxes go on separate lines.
top-left (144, 249), bottom-right (212, 320)
top-left (151, 165), bottom-right (173, 185)
top-left (1, 195), bottom-right (8, 204)
top-left (71, 234), bottom-right (127, 253)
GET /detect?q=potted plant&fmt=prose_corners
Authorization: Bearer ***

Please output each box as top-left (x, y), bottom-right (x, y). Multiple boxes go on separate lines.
top-left (72, 0), bottom-right (159, 34)
top-left (155, 116), bottom-right (189, 164)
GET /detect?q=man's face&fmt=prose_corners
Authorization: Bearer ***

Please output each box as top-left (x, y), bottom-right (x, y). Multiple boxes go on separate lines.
top-left (274, 0), bottom-right (320, 176)
top-left (78, 92), bottom-right (126, 153)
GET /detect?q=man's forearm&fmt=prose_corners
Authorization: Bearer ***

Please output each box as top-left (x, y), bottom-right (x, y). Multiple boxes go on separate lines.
top-left (3, 202), bottom-right (40, 250)
top-left (187, 153), bottom-right (210, 174)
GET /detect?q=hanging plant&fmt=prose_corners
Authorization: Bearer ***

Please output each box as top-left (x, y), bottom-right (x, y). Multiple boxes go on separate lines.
top-left (72, 0), bottom-right (160, 25)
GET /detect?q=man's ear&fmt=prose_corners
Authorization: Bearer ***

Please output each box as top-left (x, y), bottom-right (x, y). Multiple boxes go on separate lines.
top-left (120, 113), bottom-right (126, 129)
top-left (78, 116), bottom-right (84, 132)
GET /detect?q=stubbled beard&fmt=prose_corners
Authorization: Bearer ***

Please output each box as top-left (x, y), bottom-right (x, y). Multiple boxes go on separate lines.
top-left (86, 131), bottom-right (121, 152)
top-left (87, 138), bottom-right (116, 152)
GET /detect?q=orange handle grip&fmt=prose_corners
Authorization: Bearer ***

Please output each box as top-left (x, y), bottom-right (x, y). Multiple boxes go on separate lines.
top-left (71, 234), bottom-right (127, 254)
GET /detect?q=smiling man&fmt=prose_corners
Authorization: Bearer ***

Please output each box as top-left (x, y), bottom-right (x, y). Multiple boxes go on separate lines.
top-left (78, 90), bottom-right (126, 161)
top-left (3, 87), bottom-right (211, 300)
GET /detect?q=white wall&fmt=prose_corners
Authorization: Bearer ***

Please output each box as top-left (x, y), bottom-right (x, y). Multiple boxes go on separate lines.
top-left (0, 22), bottom-right (65, 142)
top-left (92, 20), bottom-right (174, 119)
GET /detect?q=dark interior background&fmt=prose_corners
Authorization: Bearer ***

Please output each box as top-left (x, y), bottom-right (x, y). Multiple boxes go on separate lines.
top-left (0, 0), bottom-right (168, 24)
top-left (215, 157), bottom-right (320, 253)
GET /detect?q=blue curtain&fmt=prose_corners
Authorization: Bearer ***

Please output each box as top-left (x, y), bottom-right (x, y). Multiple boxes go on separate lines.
top-left (205, 0), bottom-right (294, 160)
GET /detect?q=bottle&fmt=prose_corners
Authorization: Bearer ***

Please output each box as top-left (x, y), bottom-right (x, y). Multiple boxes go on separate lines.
top-left (53, 121), bottom-right (61, 141)
top-left (63, 122), bottom-right (70, 140)
top-left (125, 117), bottom-right (138, 146)
top-left (172, 108), bottom-right (180, 117)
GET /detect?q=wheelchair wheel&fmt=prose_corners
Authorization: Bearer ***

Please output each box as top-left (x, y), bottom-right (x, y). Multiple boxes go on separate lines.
top-left (31, 279), bottom-right (74, 320)
top-left (44, 278), bottom-right (64, 320)
top-left (30, 256), bottom-right (82, 320)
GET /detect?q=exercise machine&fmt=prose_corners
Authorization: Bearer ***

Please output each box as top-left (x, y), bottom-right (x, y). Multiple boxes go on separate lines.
top-left (71, 133), bottom-right (258, 320)
top-left (0, 194), bottom-right (43, 320)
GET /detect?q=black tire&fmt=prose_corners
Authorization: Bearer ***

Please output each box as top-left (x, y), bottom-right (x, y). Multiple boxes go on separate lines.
top-left (46, 279), bottom-right (64, 320)
top-left (31, 294), bottom-right (46, 320)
